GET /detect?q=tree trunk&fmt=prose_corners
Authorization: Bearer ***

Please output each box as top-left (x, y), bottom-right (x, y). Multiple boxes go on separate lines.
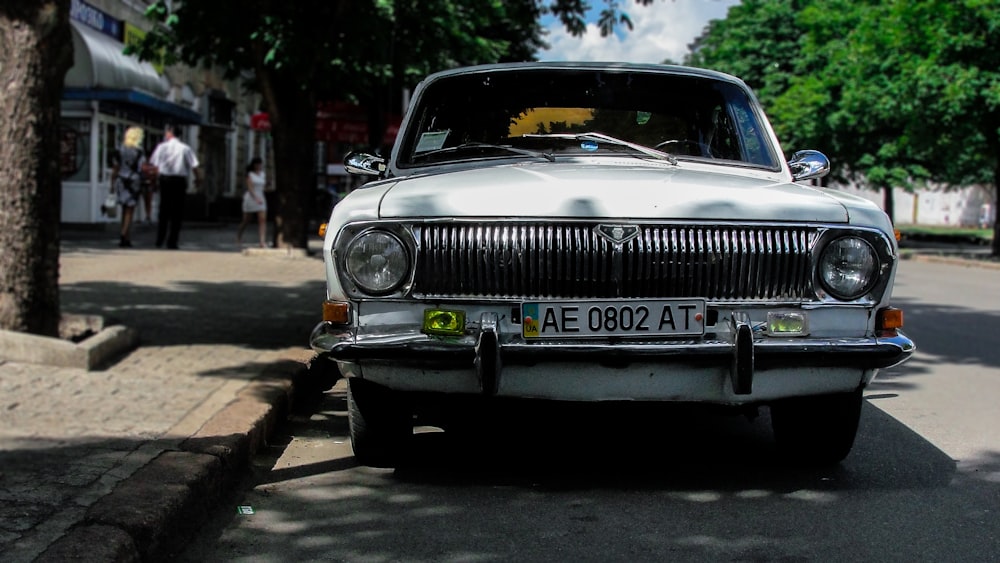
top-left (0, 1), bottom-right (72, 336)
top-left (364, 90), bottom-right (389, 155)
top-left (993, 164), bottom-right (1000, 258)
top-left (264, 78), bottom-right (316, 250)
top-left (882, 184), bottom-right (895, 225)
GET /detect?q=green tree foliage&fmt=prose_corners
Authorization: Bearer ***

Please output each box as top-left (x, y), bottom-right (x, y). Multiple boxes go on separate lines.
top-left (129, 0), bottom-right (659, 249)
top-left (688, 0), bottom-right (1000, 254)
top-left (894, 0), bottom-right (1000, 254)
top-left (686, 0), bottom-right (803, 105)
top-left (131, 1), bottom-right (525, 248)
top-left (772, 1), bottom-right (928, 194)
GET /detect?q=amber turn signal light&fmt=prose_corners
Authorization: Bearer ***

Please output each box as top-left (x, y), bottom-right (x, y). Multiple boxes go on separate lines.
top-left (322, 300), bottom-right (351, 324)
top-left (876, 307), bottom-right (903, 336)
top-left (318, 223), bottom-right (328, 237)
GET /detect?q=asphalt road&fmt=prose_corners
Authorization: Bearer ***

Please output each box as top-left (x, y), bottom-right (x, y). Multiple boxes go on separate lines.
top-left (179, 259), bottom-right (1000, 562)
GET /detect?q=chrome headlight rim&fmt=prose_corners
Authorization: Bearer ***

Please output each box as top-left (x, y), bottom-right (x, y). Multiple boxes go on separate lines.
top-left (343, 229), bottom-right (410, 296)
top-left (817, 235), bottom-right (880, 301)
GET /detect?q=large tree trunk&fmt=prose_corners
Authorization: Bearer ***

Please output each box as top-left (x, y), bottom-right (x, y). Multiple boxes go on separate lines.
top-left (882, 184), bottom-right (895, 225)
top-left (364, 89), bottom-right (389, 155)
top-left (993, 165), bottom-right (1000, 258)
top-left (262, 75), bottom-right (316, 250)
top-left (0, 1), bottom-right (72, 336)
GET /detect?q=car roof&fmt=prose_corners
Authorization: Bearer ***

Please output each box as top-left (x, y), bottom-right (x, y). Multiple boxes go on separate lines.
top-left (420, 61), bottom-right (749, 88)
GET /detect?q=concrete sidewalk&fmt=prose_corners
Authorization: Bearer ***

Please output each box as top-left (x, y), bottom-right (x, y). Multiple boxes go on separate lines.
top-left (0, 222), bottom-right (332, 562)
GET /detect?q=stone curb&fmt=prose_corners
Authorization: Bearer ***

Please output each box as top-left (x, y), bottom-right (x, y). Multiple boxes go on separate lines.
top-left (900, 251), bottom-right (1000, 270)
top-left (35, 363), bottom-right (312, 562)
top-left (241, 246), bottom-right (312, 259)
top-left (0, 315), bottom-right (138, 371)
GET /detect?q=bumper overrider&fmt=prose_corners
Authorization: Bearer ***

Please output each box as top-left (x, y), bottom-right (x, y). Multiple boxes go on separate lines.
top-left (310, 311), bottom-right (915, 397)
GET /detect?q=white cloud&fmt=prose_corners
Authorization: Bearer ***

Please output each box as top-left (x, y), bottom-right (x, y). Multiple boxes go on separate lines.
top-left (537, 0), bottom-right (741, 64)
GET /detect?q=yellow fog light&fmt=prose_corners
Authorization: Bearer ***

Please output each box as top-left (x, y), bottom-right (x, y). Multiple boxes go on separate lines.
top-left (767, 312), bottom-right (808, 336)
top-left (422, 308), bottom-right (466, 336)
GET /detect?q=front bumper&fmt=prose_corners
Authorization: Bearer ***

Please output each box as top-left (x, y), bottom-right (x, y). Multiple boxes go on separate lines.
top-left (310, 311), bottom-right (915, 397)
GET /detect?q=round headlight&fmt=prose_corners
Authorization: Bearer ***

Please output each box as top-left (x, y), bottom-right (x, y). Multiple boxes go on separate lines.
top-left (345, 230), bottom-right (409, 294)
top-left (818, 237), bottom-right (879, 300)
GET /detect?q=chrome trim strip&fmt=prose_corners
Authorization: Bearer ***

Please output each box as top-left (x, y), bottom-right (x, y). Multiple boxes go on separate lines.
top-left (311, 321), bottom-right (915, 371)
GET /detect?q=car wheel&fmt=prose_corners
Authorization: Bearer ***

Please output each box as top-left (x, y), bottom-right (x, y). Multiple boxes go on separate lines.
top-left (770, 389), bottom-right (863, 466)
top-left (347, 378), bottom-right (412, 468)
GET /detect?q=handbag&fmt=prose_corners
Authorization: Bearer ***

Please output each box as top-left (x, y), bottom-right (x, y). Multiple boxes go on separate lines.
top-left (102, 192), bottom-right (118, 218)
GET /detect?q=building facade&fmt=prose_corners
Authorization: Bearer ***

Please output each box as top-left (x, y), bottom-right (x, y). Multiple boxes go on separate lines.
top-left (60, 0), bottom-right (267, 225)
top-left (830, 183), bottom-right (995, 229)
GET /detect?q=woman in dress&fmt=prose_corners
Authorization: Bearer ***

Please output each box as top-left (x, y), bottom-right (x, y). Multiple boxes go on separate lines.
top-left (109, 126), bottom-right (146, 247)
top-left (237, 157), bottom-right (268, 247)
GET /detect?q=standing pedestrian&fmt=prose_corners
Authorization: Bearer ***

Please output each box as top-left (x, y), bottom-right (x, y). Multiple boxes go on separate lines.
top-left (138, 159), bottom-right (156, 224)
top-left (237, 157), bottom-right (268, 248)
top-left (148, 124), bottom-right (201, 249)
top-left (108, 126), bottom-right (146, 247)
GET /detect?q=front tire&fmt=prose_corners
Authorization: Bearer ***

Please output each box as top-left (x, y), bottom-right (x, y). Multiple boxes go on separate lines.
top-left (347, 378), bottom-right (412, 468)
top-left (770, 389), bottom-right (863, 466)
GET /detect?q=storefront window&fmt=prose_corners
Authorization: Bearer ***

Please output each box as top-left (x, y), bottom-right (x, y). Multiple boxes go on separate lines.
top-left (102, 121), bottom-right (121, 182)
top-left (60, 119), bottom-right (91, 182)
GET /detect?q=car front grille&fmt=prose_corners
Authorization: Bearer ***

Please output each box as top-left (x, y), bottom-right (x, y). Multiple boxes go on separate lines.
top-left (412, 223), bottom-right (818, 301)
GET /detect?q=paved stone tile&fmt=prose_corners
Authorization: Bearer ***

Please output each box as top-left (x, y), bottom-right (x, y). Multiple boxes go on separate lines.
top-left (0, 225), bottom-right (326, 562)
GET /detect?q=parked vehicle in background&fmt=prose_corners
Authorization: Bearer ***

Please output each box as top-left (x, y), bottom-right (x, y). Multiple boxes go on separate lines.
top-left (310, 62), bottom-right (915, 468)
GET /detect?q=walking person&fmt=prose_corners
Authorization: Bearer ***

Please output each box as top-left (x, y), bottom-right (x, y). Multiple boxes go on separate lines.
top-left (108, 126), bottom-right (147, 247)
top-left (148, 124), bottom-right (201, 249)
top-left (138, 161), bottom-right (156, 224)
top-left (237, 157), bottom-right (268, 248)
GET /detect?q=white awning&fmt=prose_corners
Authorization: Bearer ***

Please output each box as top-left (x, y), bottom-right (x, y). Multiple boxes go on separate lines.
top-left (64, 20), bottom-right (168, 97)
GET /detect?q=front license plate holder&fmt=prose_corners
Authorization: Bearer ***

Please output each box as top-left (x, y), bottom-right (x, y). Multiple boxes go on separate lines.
top-left (521, 299), bottom-right (706, 339)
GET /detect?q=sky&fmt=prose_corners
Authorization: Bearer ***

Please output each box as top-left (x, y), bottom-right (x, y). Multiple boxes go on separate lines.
top-left (536, 0), bottom-right (741, 64)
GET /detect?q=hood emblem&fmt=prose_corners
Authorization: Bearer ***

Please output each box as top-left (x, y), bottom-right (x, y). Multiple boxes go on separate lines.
top-left (596, 224), bottom-right (640, 244)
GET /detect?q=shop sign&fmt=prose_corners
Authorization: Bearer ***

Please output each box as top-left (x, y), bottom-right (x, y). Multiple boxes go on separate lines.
top-left (250, 112), bottom-right (271, 131)
top-left (314, 101), bottom-right (401, 146)
top-left (70, 0), bottom-right (123, 41)
top-left (123, 23), bottom-right (164, 73)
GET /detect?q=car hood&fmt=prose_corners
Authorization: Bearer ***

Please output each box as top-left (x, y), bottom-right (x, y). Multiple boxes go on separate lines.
top-left (377, 162), bottom-right (851, 223)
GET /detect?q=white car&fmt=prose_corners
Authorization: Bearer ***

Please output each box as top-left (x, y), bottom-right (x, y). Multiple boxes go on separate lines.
top-left (311, 62), bottom-right (914, 467)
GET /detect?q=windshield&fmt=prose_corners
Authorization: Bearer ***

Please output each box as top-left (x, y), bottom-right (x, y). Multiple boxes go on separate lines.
top-left (396, 67), bottom-right (781, 170)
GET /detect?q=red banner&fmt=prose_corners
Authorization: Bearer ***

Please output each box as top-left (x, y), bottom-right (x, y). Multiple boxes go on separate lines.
top-left (250, 112), bottom-right (271, 131)
top-left (251, 103), bottom-right (400, 146)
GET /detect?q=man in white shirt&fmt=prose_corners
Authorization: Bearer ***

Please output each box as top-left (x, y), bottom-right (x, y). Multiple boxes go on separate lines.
top-left (148, 124), bottom-right (201, 249)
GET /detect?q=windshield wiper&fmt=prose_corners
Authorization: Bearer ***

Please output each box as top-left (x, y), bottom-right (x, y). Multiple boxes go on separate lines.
top-left (413, 142), bottom-right (555, 162)
top-left (521, 132), bottom-right (678, 165)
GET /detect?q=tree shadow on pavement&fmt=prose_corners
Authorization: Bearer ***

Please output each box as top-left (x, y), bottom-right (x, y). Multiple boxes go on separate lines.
top-left (60, 279), bottom-right (324, 349)
top-left (258, 383), bottom-right (958, 494)
top-left (175, 383), bottom-right (1000, 563)
top-left (889, 295), bottom-right (1000, 369)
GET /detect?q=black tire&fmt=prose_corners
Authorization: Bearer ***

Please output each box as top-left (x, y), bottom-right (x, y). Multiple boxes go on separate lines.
top-left (347, 378), bottom-right (412, 468)
top-left (770, 389), bottom-right (863, 466)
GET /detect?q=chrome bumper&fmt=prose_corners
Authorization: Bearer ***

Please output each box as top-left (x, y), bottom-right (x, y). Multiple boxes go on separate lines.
top-left (310, 313), bottom-right (915, 396)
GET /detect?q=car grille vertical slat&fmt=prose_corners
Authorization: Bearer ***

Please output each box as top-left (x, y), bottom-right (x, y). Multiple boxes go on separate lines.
top-left (411, 223), bottom-right (816, 300)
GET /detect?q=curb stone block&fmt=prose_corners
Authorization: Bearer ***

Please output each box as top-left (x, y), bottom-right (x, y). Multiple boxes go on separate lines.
top-left (181, 377), bottom-right (293, 466)
top-left (81, 452), bottom-right (222, 561)
top-left (35, 524), bottom-right (140, 563)
top-left (0, 314), bottom-right (138, 370)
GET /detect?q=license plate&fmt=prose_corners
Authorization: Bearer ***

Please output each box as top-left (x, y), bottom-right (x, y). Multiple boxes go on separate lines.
top-left (521, 300), bottom-right (706, 338)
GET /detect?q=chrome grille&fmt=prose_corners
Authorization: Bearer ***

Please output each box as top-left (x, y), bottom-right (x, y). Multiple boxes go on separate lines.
top-left (412, 223), bottom-right (817, 300)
